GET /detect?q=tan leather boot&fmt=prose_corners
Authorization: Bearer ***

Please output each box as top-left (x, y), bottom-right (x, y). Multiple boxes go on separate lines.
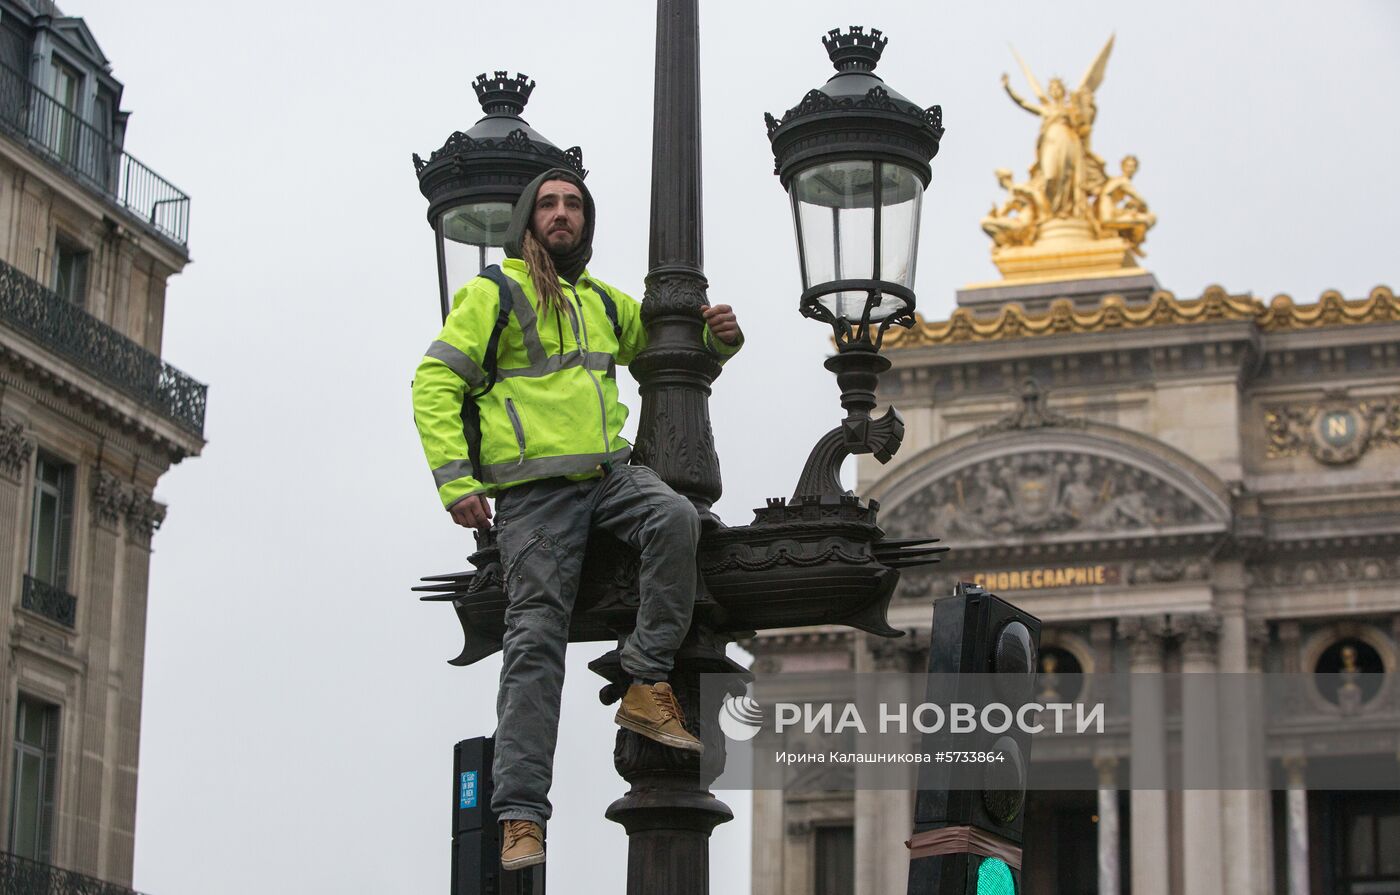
top-left (614, 682), bottom-right (704, 754)
top-left (500, 819), bottom-right (544, 870)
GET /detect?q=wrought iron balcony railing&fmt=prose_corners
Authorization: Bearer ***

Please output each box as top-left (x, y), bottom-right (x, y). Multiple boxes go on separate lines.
top-left (0, 258), bottom-right (207, 437)
top-left (0, 850), bottom-right (148, 895)
top-left (0, 61), bottom-right (189, 248)
top-left (20, 575), bottom-right (76, 628)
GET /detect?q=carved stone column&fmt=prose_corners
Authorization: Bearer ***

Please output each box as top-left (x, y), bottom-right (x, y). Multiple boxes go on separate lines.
top-left (856, 634), bottom-right (917, 895)
top-left (1090, 619), bottom-right (1116, 673)
top-left (106, 491), bottom-right (164, 883)
top-left (0, 417), bottom-right (34, 630)
top-left (1174, 614), bottom-right (1224, 894)
top-left (74, 468), bottom-right (131, 877)
top-left (1214, 562), bottom-right (1248, 674)
top-left (782, 817), bottom-right (813, 895)
top-left (0, 412), bottom-right (32, 742)
top-left (1277, 621), bottom-right (1302, 673)
top-left (1246, 619), bottom-right (1270, 673)
top-left (750, 787), bottom-right (784, 895)
top-left (1243, 620), bottom-right (1276, 894)
top-left (1121, 615), bottom-right (1169, 895)
top-left (1282, 756), bottom-right (1310, 895)
top-left (1095, 755), bottom-right (1121, 895)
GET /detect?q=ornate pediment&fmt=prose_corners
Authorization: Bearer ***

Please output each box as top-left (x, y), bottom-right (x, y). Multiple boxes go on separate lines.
top-left (883, 449), bottom-right (1214, 541)
top-left (51, 18), bottom-right (110, 68)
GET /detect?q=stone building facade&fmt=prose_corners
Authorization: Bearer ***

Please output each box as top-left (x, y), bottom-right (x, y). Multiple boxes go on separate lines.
top-left (0, 2), bottom-right (203, 890)
top-left (748, 32), bottom-right (1400, 895)
top-left (748, 278), bottom-right (1400, 894)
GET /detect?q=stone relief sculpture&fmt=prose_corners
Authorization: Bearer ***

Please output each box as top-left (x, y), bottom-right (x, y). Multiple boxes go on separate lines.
top-left (884, 451), bottom-right (1209, 540)
top-left (1265, 395), bottom-right (1400, 464)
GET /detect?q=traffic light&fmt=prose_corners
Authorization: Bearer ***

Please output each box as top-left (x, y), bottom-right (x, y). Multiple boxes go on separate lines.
top-left (907, 583), bottom-right (1041, 895)
top-left (452, 736), bottom-right (545, 895)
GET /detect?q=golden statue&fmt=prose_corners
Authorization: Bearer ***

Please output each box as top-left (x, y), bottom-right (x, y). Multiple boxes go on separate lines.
top-left (981, 168), bottom-right (1044, 247)
top-left (1097, 155), bottom-right (1156, 255)
top-left (1001, 36), bottom-right (1113, 220)
top-left (971, 36), bottom-right (1157, 286)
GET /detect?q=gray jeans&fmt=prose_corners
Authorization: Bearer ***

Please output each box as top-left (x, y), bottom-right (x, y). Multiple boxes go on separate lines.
top-left (490, 463), bottom-right (701, 826)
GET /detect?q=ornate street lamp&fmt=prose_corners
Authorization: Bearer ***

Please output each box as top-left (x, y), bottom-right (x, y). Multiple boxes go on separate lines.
top-left (413, 72), bottom-right (585, 321)
top-left (766, 26), bottom-right (944, 467)
top-left (414, 17), bottom-right (950, 895)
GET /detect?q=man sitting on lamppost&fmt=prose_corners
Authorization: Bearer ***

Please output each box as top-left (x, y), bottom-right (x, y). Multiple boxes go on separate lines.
top-left (412, 167), bottom-right (742, 870)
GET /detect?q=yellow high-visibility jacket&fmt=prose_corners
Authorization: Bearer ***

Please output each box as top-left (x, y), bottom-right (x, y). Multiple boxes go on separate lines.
top-left (413, 258), bottom-right (740, 508)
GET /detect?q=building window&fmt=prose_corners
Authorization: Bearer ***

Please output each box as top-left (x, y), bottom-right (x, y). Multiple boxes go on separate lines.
top-left (92, 91), bottom-right (114, 188)
top-left (813, 824), bottom-right (854, 895)
top-left (1337, 794), bottom-right (1400, 893)
top-left (0, 19), bottom-right (29, 77)
top-left (51, 239), bottom-right (88, 307)
top-left (8, 695), bottom-right (59, 864)
top-left (48, 59), bottom-right (81, 164)
top-left (28, 453), bottom-right (74, 589)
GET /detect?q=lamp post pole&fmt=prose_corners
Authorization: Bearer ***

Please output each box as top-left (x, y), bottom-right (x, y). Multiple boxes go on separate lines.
top-left (597, 5), bottom-right (736, 894)
top-left (630, 0), bottom-right (724, 519)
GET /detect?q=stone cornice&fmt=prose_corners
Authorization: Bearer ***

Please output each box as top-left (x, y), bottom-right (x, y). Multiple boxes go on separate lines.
top-left (1260, 288), bottom-right (1400, 331)
top-left (0, 330), bottom-right (204, 462)
top-left (745, 628), bottom-right (854, 653)
top-left (885, 285), bottom-right (1398, 350)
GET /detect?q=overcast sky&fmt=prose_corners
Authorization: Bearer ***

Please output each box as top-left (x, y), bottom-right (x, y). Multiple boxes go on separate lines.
top-left (64, 1), bottom-right (1400, 893)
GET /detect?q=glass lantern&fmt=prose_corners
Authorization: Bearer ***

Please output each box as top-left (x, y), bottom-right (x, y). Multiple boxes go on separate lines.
top-left (766, 26), bottom-right (943, 348)
top-left (789, 159), bottom-right (924, 330)
top-left (437, 200), bottom-right (514, 308)
top-left (414, 71), bottom-right (584, 321)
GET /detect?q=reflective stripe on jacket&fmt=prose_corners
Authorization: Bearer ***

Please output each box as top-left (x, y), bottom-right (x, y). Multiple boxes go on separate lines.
top-left (413, 258), bottom-right (741, 508)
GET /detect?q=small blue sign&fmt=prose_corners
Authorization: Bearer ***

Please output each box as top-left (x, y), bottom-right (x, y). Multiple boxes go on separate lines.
top-left (459, 771), bottom-right (478, 809)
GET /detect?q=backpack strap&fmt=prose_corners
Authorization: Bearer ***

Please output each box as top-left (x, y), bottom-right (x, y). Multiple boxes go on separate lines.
top-left (475, 264), bottom-right (514, 397)
top-left (458, 265), bottom-right (514, 481)
top-left (589, 282), bottom-right (623, 340)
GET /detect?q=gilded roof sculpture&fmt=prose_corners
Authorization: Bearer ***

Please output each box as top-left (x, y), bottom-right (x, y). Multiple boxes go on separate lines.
top-left (979, 36), bottom-right (1158, 284)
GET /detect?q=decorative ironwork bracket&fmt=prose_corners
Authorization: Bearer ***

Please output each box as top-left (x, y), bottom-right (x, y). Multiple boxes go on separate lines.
top-left (792, 406), bottom-right (905, 500)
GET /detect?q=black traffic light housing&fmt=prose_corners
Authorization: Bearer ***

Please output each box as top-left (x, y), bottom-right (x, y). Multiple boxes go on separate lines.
top-left (907, 583), bottom-right (1042, 895)
top-left (452, 737), bottom-right (545, 895)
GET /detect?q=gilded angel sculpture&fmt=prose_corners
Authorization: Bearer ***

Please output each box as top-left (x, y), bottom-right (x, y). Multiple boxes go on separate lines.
top-left (1001, 36), bottom-right (1115, 220)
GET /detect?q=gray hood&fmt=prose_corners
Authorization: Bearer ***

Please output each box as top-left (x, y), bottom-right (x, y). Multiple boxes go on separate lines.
top-left (504, 167), bottom-right (595, 282)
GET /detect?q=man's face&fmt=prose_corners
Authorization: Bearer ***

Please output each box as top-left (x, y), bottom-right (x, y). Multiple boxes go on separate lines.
top-left (531, 179), bottom-right (585, 252)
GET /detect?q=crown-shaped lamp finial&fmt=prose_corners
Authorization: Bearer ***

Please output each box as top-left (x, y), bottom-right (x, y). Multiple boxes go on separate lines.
top-left (472, 71), bottom-right (535, 116)
top-left (821, 25), bottom-right (887, 73)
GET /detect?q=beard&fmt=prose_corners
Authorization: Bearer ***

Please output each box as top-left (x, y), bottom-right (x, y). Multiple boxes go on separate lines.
top-left (541, 227), bottom-right (580, 253)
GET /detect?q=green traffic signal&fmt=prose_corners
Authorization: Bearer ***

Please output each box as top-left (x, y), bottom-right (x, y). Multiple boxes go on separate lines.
top-left (977, 857), bottom-right (1015, 895)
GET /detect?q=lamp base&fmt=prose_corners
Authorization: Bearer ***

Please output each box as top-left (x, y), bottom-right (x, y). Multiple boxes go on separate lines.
top-left (824, 338), bottom-right (891, 424)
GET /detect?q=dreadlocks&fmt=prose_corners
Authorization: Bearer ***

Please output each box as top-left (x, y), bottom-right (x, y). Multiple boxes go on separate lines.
top-left (521, 229), bottom-right (569, 319)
